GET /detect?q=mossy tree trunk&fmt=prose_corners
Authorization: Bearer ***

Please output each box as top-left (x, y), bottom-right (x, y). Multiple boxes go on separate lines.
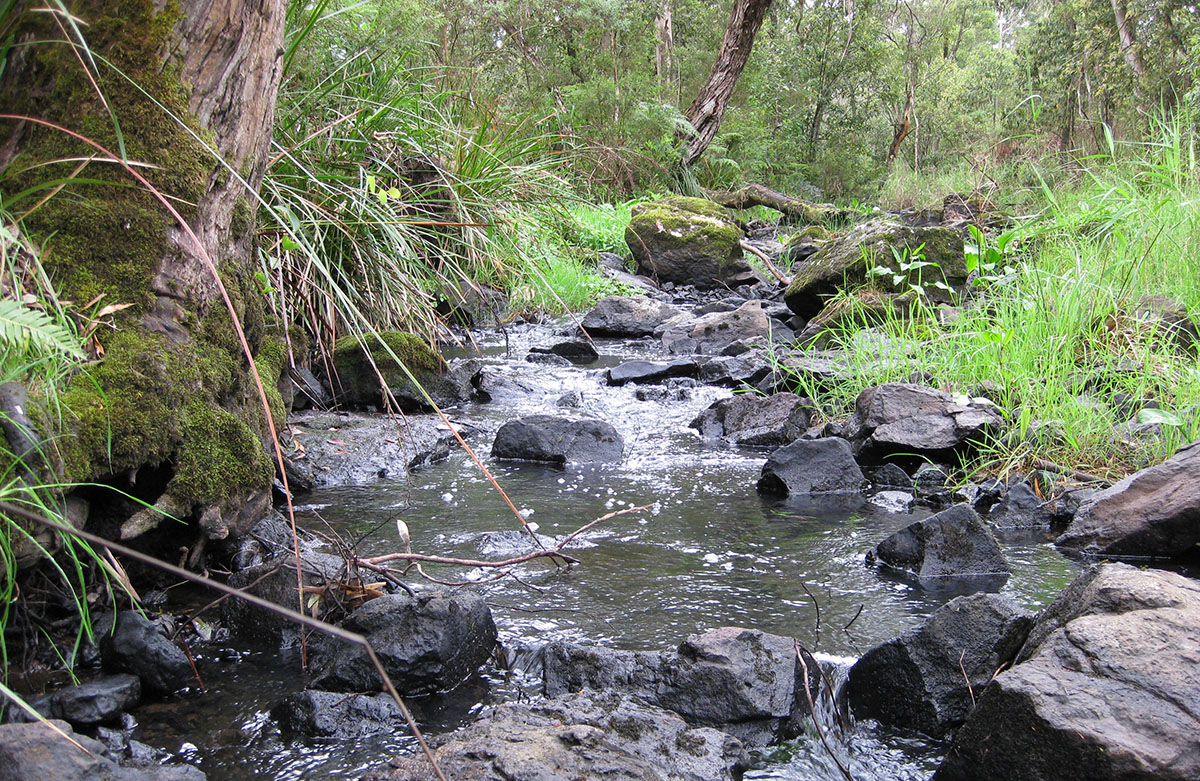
top-left (0, 0), bottom-right (287, 552)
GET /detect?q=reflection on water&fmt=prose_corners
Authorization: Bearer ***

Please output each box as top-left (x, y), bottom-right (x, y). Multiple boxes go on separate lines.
top-left (139, 321), bottom-right (1084, 779)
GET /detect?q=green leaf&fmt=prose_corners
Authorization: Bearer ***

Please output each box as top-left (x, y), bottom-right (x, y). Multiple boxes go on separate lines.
top-left (0, 299), bottom-right (85, 359)
top-left (1137, 408), bottom-right (1182, 426)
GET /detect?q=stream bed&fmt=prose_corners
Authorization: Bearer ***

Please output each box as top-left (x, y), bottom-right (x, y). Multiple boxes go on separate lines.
top-left (137, 320), bottom-right (1084, 779)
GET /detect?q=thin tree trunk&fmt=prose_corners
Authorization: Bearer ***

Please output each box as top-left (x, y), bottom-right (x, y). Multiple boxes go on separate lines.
top-left (681, 0), bottom-right (774, 167)
top-left (655, 0), bottom-right (675, 90)
top-left (1110, 0), bottom-right (1148, 79)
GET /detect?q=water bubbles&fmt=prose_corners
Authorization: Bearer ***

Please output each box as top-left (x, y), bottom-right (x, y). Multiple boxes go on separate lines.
top-left (441, 492), bottom-right (454, 503)
top-left (703, 552), bottom-right (721, 564)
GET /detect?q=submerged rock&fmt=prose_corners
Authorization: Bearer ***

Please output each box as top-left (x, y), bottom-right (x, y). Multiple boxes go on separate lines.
top-left (1055, 440), bottom-right (1200, 558)
top-left (935, 564), bottom-right (1200, 781)
top-left (492, 415), bottom-right (624, 465)
top-left (309, 590), bottom-right (497, 696)
top-left (867, 504), bottom-right (1010, 588)
top-left (690, 393), bottom-right (812, 447)
top-left (756, 438), bottom-right (867, 496)
top-left (543, 626), bottom-right (820, 747)
top-left (846, 594), bottom-right (1033, 737)
top-left (368, 691), bottom-right (749, 781)
top-left (626, 197), bottom-right (754, 290)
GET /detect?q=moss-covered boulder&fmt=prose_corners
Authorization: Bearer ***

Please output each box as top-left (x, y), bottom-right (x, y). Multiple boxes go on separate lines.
top-left (625, 197), bottom-right (754, 289)
top-left (783, 219), bottom-right (966, 319)
top-left (331, 332), bottom-right (472, 411)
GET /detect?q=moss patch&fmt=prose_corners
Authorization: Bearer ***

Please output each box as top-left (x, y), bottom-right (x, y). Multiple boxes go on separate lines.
top-left (173, 403), bottom-right (274, 506)
top-left (331, 332), bottom-right (445, 408)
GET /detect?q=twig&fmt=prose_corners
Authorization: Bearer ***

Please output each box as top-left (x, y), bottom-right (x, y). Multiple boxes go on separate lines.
top-left (794, 640), bottom-right (854, 781)
top-left (0, 501), bottom-right (446, 781)
top-left (799, 581), bottom-right (821, 648)
top-left (179, 638), bottom-right (206, 692)
top-left (959, 648), bottom-right (975, 707)
top-left (1031, 458), bottom-right (1109, 486)
top-left (842, 604), bottom-right (864, 632)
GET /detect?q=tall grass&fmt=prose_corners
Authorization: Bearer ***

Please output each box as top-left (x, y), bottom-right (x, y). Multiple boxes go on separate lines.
top-left (782, 113), bottom-right (1200, 477)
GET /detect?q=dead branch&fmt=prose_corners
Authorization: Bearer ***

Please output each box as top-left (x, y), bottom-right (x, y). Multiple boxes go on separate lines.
top-left (795, 640), bottom-right (855, 781)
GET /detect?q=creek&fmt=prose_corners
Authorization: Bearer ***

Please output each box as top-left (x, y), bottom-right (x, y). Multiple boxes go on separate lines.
top-left (136, 318), bottom-right (1083, 779)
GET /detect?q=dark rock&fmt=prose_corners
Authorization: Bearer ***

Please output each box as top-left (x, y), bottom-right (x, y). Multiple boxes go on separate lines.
top-left (696, 351), bottom-right (773, 387)
top-left (0, 720), bottom-right (205, 781)
top-left (870, 463), bottom-right (913, 489)
top-left (867, 504), bottom-right (1011, 588)
top-left (273, 690), bottom-right (412, 738)
top-left (543, 627), bottom-right (821, 746)
top-left (524, 352), bottom-right (573, 367)
top-left (492, 415), bottom-right (624, 465)
top-left (288, 410), bottom-right (456, 487)
top-left (913, 463), bottom-right (949, 490)
top-left (289, 366), bottom-right (331, 411)
top-left (606, 359), bottom-right (697, 386)
top-left (634, 386), bottom-right (690, 402)
top-left (1055, 440), bottom-right (1200, 558)
top-left (580, 296), bottom-right (679, 338)
top-left (794, 291), bottom-right (915, 348)
top-left (310, 590), bottom-right (497, 695)
top-left (661, 300), bottom-right (780, 355)
top-left (986, 481), bottom-right (1046, 529)
top-left (330, 332), bottom-right (472, 411)
top-left (369, 691), bottom-right (749, 781)
top-left (935, 564), bottom-right (1200, 781)
top-left (846, 594), bottom-right (1033, 737)
top-left (756, 438), bottom-right (867, 497)
top-left (843, 383), bottom-right (1005, 465)
top-left (625, 197), bottom-right (754, 290)
top-left (784, 219), bottom-right (966, 318)
top-left (20, 674), bottom-right (141, 726)
top-left (98, 612), bottom-right (193, 695)
top-left (222, 550), bottom-right (347, 645)
top-left (690, 393), bottom-right (812, 447)
top-left (528, 340), bottom-right (600, 364)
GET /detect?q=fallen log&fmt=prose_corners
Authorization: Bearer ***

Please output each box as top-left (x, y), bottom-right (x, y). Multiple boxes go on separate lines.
top-left (708, 183), bottom-right (854, 224)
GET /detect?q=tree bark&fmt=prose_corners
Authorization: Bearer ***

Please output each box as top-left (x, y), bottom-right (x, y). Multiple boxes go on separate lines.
top-left (0, 0), bottom-right (286, 545)
top-left (1110, 0), bottom-right (1148, 79)
top-left (707, 183), bottom-right (848, 223)
top-left (681, 0), bottom-right (774, 167)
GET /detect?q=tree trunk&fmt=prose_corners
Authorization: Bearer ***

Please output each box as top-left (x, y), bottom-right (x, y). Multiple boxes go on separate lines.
top-left (0, 0), bottom-right (286, 547)
top-left (681, 0), bottom-right (774, 167)
top-left (887, 83), bottom-right (915, 166)
top-left (655, 0), bottom-right (675, 91)
top-left (1110, 0), bottom-right (1148, 79)
top-left (707, 183), bottom-right (849, 223)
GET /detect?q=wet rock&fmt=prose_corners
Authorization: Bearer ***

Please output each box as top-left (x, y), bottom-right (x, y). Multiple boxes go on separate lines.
top-left (868, 490), bottom-right (914, 513)
top-left (661, 300), bottom-right (779, 355)
top-left (935, 564), bottom-right (1200, 781)
top-left (0, 720), bottom-right (205, 781)
top-left (274, 690), bottom-right (411, 738)
top-left (867, 504), bottom-right (1010, 588)
top-left (580, 296), bottom-right (679, 337)
top-left (310, 590), bottom-right (497, 695)
top-left (543, 627), bottom-right (821, 746)
top-left (606, 359), bottom-right (698, 386)
top-left (330, 332), bottom-right (474, 411)
top-left (784, 219), bottom-right (966, 319)
top-left (288, 366), bottom-right (331, 411)
top-left (369, 692), bottom-right (749, 781)
top-left (288, 410), bottom-right (456, 487)
top-left (20, 674), bottom-right (141, 726)
top-left (846, 594), bottom-right (1033, 737)
top-left (492, 415), bottom-right (624, 465)
top-left (756, 438), bottom-right (867, 497)
top-left (690, 393), bottom-right (812, 447)
top-left (985, 481), bottom-right (1046, 530)
top-left (524, 351), bottom-right (572, 367)
top-left (1055, 440), bottom-right (1200, 558)
top-left (626, 197), bottom-right (754, 290)
top-left (869, 463), bottom-right (913, 489)
top-left (222, 550), bottom-right (347, 645)
top-left (528, 340), bottom-right (600, 364)
top-left (696, 351), bottom-right (773, 387)
top-left (843, 383), bottom-right (1004, 465)
top-left (98, 612), bottom-right (193, 695)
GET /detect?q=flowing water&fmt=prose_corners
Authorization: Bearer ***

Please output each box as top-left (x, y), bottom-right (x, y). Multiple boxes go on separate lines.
top-left (137, 319), bottom-right (1084, 779)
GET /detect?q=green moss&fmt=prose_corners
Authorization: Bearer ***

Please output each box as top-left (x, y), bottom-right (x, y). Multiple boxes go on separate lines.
top-left (172, 402), bottom-right (273, 506)
top-left (231, 197), bottom-right (252, 240)
top-left (331, 332), bottom-right (445, 406)
top-left (252, 334), bottom-right (287, 425)
top-left (628, 197), bottom-right (742, 246)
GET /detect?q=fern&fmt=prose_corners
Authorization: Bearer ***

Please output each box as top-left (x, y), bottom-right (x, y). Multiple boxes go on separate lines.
top-left (0, 299), bottom-right (85, 360)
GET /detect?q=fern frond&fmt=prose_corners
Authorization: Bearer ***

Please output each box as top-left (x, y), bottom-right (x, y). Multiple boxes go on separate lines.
top-left (0, 299), bottom-right (85, 359)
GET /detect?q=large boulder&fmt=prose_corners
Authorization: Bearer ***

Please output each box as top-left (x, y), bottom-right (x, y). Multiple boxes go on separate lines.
top-left (492, 415), bottom-right (624, 465)
top-left (935, 564), bottom-right (1200, 781)
top-left (16, 674), bottom-right (141, 726)
top-left (543, 627), bottom-right (821, 746)
top-left (867, 504), bottom-right (1010, 588)
top-left (690, 393), bottom-right (812, 447)
top-left (581, 296), bottom-right (679, 338)
top-left (784, 218), bottom-right (966, 319)
top-left (274, 690), bottom-right (413, 738)
top-left (845, 594), bottom-right (1033, 737)
top-left (97, 612), bottom-right (193, 695)
top-left (0, 720), bottom-right (205, 781)
top-left (756, 438), bottom-right (867, 496)
top-left (309, 590), bottom-right (497, 695)
top-left (368, 692), bottom-right (750, 781)
top-left (1055, 440), bottom-right (1200, 558)
top-left (625, 197), bottom-right (754, 289)
top-left (330, 333), bottom-right (475, 411)
top-left (661, 300), bottom-right (780, 355)
top-left (843, 383), bottom-right (1004, 465)
top-left (606, 359), bottom-right (698, 386)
